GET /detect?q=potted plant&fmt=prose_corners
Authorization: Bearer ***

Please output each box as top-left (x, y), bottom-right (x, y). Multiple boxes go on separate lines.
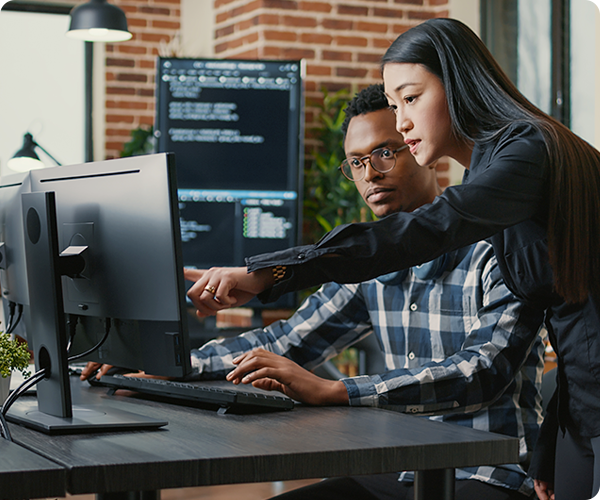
top-left (0, 332), bottom-right (31, 404)
top-left (303, 87), bottom-right (375, 244)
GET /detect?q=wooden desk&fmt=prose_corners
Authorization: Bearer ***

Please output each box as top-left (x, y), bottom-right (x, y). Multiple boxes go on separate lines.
top-left (0, 437), bottom-right (66, 499)
top-left (9, 377), bottom-right (518, 500)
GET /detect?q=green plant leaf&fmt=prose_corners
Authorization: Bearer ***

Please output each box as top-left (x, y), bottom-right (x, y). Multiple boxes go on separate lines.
top-left (303, 87), bottom-right (375, 244)
top-left (0, 333), bottom-right (31, 379)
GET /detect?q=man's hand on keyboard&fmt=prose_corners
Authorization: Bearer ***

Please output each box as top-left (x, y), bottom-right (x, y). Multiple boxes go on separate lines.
top-left (226, 348), bottom-right (349, 406)
top-left (80, 362), bottom-right (115, 381)
top-left (80, 362), bottom-right (171, 381)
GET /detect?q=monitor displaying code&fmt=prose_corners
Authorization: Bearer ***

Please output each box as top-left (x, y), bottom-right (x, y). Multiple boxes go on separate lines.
top-left (155, 58), bottom-right (304, 308)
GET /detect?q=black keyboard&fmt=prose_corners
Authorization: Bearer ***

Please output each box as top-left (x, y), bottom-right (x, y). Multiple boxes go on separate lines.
top-left (93, 374), bottom-right (295, 413)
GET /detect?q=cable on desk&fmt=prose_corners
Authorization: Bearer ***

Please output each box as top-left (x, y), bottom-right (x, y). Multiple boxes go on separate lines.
top-left (0, 318), bottom-right (111, 441)
top-left (67, 317), bottom-right (111, 362)
top-left (0, 367), bottom-right (46, 441)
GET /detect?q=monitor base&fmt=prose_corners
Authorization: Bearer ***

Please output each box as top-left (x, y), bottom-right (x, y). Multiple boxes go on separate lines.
top-left (6, 400), bottom-right (168, 434)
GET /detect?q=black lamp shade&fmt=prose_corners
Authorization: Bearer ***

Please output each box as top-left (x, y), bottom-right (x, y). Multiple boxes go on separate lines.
top-left (67, 0), bottom-right (132, 42)
top-left (7, 133), bottom-right (45, 172)
top-left (12, 133), bottom-right (40, 161)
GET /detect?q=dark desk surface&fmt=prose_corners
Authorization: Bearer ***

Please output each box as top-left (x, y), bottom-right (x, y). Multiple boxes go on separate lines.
top-left (0, 436), bottom-right (66, 499)
top-left (10, 377), bottom-right (518, 496)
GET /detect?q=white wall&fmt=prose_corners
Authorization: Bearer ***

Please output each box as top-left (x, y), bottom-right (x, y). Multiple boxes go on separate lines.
top-left (0, 11), bottom-right (85, 175)
top-left (571, 0), bottom-right (599, 148)
top-left (447, 0), bottom-right (480, 184)
top-left (518, 0), bottom-right (552, 114)
top-left (180, 0), bottom-right (215, 58)
top-left (449, 0), bottom-right (480, 34)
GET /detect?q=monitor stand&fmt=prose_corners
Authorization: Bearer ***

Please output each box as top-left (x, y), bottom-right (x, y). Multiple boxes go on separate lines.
top-left (7, 192), bottom-right (167, 434)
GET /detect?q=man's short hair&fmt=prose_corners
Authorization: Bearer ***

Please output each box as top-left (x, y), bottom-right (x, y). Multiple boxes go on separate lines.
top-left (341, 83), bottom-right (389, 138)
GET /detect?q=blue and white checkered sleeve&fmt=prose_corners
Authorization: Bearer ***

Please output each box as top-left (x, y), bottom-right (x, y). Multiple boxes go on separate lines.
top-left (189, 282), bottom-right (373, 380)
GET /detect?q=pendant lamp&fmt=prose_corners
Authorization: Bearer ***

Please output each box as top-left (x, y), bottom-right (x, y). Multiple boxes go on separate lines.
top-left (66, 0), bottom-right (132, 42)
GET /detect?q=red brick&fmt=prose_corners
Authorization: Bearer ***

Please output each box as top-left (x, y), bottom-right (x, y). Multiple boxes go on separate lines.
top-left (304, 80), bottom-right (317, 92)
top-left (408, 10), bottom-right (439, 20)
top-left (261, 0), bottom-right (298, 10)
top-left (320, 82), bottom-right (350, 93)
top-left (140, 33), bottom-right (172, 43)
top-left (322, 18), bottom-right (353, 30)
top-left (237, 48), bottom-right (261, 59)
top-left (230, 0), bottom-right (261, 17)
top-left (281, 48), bottom-right (315, 59)
top-left (216, 25), bottom-right (235, 38)
top-left (116, 45), bottom-right (147, 55)
top-left (299, 1), bottom-right (331, 13)
top-left (358, 52), bottom-right (383, 63)
top-left (336, 67), bottom-right (368, 78)
top-left (139, 6), bottom-right (171, 16)
top-left (116, 73), bottom-right (148, 83)
top-left (107, 100), bottom-right (149, 110)
top-left (335, 36), bottom-right (368, 47)
top-left (105, 128), bottom-right (132, 136)
top-left (127, 18), bottom-right (148, 28)
top-left (322, 50), bottom-right (352, 62)
top-left (106, 114), bottom-right (135, 123)
top-left (152, 20), bottom-right (180, 30)
top-left (373, 7), bottom-right (405, 18)
top-left (258, 13), bottom-right (280, 24)
top-left (106, 58), bottom-right (135, 67)
top-left (369, 67), bottom-right (383, 79)
top-left (264, 30), bottom-right (297, 42)
top-left (215, 41), bottom-right (230, 54)
top-left (140, 60), bottom-right (156, 69)
top-left (306, 64), bottom-right (331, 76)
top-left (139, 116), bottom-right (155, 126)
top-left (356, 21), bottom-right (389, 33)
top-left (394, 0), bottom-right (423, 4)
top-left (262, 46), bottom-right (282, 57)
top-left (300, 33), bottom-right (333, 44)
top-left (106, 86), bottom-right (136, 96)
top-left (215, 0), bottom-right (237, 7)
top-left (374, 36), bottom-right (396, 48)
top-left (106, 141), bottom-right (126, 151)
top-left (282, 15), bottom-right (318, 28)
top-left (338, 5), bottom-right (368, 16)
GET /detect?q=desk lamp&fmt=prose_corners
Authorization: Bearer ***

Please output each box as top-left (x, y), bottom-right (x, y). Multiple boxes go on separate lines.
top-left (66, 0), bottom-right (132, 43)
top-left (7, 133), bottom-right (62, 172)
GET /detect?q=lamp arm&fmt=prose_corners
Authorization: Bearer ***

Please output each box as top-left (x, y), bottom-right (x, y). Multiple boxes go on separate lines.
top-left (34, 141), bottom-right (62, 166)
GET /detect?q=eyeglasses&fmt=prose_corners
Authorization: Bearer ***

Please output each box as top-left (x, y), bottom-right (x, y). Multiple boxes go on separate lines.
top-left (339, 145), bottom-right (409, 182)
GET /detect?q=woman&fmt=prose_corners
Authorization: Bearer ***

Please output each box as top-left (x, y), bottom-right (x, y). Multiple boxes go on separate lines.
top-left (187, 18), bottom-right (600, 499)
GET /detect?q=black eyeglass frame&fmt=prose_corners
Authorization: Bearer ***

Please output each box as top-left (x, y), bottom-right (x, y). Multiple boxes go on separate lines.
top-left (339, 144), bottom-right (409, 182)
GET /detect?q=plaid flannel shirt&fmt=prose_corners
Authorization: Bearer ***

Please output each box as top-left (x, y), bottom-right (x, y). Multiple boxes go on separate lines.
top-left (191, 241), bottom-right (544, 495)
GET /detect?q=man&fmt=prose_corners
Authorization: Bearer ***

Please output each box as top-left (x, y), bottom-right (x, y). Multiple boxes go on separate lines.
top-left (86, 85), bottom-right (544, 499)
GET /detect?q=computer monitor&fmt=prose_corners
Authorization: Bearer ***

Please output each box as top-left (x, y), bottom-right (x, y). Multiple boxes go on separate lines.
top-left (0, 172), bottom-right (31, 336)
top-left (5, 153), bottom-right (190, 433)
top-left (155, 57), bottom-right (304, 310)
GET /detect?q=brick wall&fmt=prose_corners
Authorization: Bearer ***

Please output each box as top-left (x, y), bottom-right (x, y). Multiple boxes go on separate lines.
top-left (102, 0), bottom-right (451, 184)
top-left (212, 0), bottom-right (451, 185)
top-left (103, 0), bottom-right (181, 159)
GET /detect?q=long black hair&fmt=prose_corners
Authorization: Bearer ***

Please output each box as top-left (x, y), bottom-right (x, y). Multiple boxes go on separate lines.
top-left (381, 18), bottom-right (600, 303)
